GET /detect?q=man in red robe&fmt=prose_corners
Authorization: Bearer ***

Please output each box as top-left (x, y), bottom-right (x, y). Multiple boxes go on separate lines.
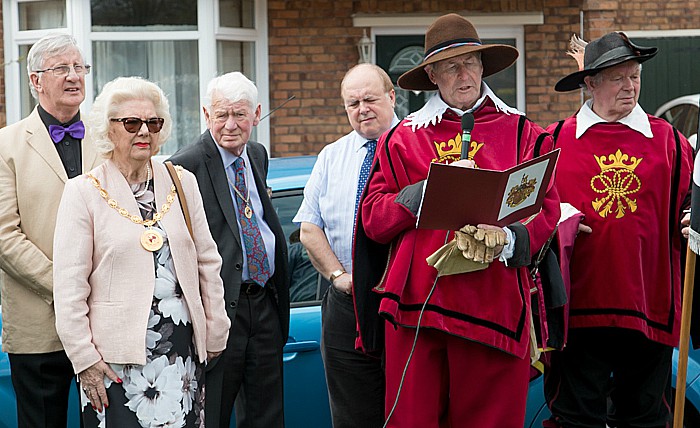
top-left (544, 32), bottom-right (694, 428)
top-left (352, 13), bottom-right (560, 428)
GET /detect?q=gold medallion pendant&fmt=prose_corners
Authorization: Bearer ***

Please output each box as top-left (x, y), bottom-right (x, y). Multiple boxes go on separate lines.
top-left (141, 228), bottom-right (164, 252)
top-left (88, 166), bottom-right (181, 254)
top-left (244, 205), bottom-right (253, 219)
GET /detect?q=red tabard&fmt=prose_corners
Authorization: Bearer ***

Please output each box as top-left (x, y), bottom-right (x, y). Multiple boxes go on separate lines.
top-left (361, 99), bottom-right (560, 359)
top-left (547, 116), bottom-right (693, 347)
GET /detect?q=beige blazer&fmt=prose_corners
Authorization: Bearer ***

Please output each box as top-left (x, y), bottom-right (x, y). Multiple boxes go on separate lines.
top-left (0, 107), bottom-right (101, 354)
top-left (53, 160), bottom-right (230, 374)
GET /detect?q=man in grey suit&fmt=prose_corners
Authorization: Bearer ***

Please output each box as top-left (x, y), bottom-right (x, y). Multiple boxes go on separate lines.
top-left (169, 71), bottom-right (289, 428)
top-left (0, 33), bottom-right (100, 427)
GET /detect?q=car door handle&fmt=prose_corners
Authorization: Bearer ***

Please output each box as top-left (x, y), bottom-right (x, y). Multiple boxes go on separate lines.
top-left (283, 340), bottom-right (320, 353)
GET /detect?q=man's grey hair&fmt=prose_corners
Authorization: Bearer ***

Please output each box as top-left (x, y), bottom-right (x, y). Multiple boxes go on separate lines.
top-left (203, 71), bottom-right (258, 111)
top-left (26, 33), bottom-right (85, 99)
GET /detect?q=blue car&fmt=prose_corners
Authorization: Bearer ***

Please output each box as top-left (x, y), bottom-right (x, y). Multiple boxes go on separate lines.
top-left (1, 155), bottom-right (699, 427)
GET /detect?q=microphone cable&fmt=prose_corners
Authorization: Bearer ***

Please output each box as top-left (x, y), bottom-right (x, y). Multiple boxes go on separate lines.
top-left (382, 230), bottom-right (451, 428)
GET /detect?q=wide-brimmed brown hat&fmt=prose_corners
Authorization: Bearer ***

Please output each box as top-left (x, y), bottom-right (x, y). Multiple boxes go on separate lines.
top-left (397, 13), bottom-right (519, 91)
top-left (555, 32), bottom-right (657, 92)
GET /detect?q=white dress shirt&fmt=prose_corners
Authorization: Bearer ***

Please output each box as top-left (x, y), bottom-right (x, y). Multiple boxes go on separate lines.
top-left (293, 115), bottom-right (400, 272)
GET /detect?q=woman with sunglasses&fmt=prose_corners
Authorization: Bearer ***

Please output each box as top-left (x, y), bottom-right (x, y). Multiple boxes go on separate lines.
top-left (53, 76), bottom-right (230, 427)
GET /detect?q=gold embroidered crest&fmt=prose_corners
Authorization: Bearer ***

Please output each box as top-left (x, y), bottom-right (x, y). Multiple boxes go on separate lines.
top-left (590, 149), bottom-right (642, 219)
top-left (506, 174), bottom-right (537, 207)
top-left (433, 132), bottom-right (484, 166)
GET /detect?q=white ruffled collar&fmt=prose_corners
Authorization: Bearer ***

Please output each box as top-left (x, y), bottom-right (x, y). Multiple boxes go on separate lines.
top-left (403, 83), bottom-right (523, 131)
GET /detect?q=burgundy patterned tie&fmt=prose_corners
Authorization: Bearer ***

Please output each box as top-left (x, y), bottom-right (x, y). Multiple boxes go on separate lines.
top-left (232, 157), bottom-right (271, 286)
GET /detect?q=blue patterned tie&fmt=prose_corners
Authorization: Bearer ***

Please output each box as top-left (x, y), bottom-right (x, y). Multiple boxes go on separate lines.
top-left (355, 139), bottom-right (377, 218)
top-left (232, 158), bottom-right (271, 286)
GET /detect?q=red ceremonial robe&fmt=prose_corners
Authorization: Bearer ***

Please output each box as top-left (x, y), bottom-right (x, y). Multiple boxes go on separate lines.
top-left (547, 116), bottom-right (693, 346)
top-left (354, 99), bottom-right (560, 359)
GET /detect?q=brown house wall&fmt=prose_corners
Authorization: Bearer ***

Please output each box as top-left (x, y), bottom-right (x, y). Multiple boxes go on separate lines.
top-left (1, 2), bottom-right (698, 154)
top-left (268, 0), bottom-right (700, 157)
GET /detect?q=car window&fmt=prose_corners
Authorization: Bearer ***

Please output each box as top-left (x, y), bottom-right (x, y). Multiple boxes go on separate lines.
top-left (271, 189), bottom-right (330, 306)
top-left (660, 104), bottom-right (698, 138)
top-left (683, 105), bottom-right (699, 141)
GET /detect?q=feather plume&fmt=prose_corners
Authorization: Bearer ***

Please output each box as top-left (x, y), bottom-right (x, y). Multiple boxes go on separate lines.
top-left (566, 34), bottom-right (588, 71)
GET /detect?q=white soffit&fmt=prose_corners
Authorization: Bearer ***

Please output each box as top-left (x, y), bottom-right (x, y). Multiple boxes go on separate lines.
top-left (352, 13), bottom-right (544, 28)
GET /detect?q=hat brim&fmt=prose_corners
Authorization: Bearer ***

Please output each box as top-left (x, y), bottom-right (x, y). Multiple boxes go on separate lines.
top-left (554, 50), bottom-right (657, 92)
top-left (397, 44), bottom-right (519, 91)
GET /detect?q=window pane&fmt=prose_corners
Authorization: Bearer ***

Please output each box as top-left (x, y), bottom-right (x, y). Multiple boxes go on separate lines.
top-left (271, 191), bottom-right (329, 304)
top-left (482, 38), bottom-right (517, 108)
top-left (92, 40), bottom-right (200, 155)
top-left (18, 0), bottom-right (66, 30)
top-left (19, 45), bottom-right (37, 118)
top-left (91, 0), bottom-right (197, 31)
top-left (216, 41), bottom-right (256, 140)
top-left (219, 0), bottom-right (255, 28)
top-left (216, 40), bottom-right (256, 77)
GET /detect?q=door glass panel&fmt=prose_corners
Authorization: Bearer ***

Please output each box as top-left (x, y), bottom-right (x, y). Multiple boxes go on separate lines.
top-left (92, 40), bottom-right (200, 155)
top-left (18, 0), bottom-right (66, 30)
top-left (91, 0), bottom-right (197, 31)
top-left (377, 35), bottom-right (518, 116)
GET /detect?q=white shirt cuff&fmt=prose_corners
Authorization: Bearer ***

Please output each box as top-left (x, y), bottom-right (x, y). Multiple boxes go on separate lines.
top-left (499, 227), bottom-right (516, 264)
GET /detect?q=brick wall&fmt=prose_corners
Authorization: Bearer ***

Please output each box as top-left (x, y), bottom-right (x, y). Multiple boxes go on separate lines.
top-left (268, 0), bottom-right (700, 156)
top-left (1, 2), bottom-right (698, 153)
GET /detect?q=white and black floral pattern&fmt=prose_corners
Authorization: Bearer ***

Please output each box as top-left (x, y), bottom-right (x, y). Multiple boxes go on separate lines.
top-left (81, 182), bottom-right (205, 428)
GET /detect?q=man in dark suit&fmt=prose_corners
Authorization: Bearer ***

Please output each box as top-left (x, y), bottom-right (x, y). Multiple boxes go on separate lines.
top-left (169, 71), bottom-right (289, 428)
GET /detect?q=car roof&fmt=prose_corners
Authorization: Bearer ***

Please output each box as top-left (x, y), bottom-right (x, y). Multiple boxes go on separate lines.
top-left (154, 154), bottom-right (316, 192)
top-left (268, 155), bottom-right (317, 191)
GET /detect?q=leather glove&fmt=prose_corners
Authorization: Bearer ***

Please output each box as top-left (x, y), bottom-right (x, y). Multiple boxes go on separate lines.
top-left (455, 227), bottom-right (489, 263)
top-left (482, 228), bottom-right (507, 249)
top-left (456, 225), bottom-right (508, 264)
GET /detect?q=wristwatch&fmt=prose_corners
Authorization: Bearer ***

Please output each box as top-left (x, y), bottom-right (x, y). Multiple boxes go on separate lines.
top-left (329, 269), bottom-right (346, 284)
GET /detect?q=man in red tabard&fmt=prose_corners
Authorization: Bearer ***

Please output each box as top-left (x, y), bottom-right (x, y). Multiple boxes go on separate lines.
top-left (543, 32), bottom-right (694, 428)
top-left (352, 14), bottom-right (560, 428)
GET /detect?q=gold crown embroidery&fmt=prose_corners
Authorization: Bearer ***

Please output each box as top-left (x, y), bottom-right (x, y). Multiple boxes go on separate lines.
top-left (590, 149), bottom-right (642, 219)
top-left (506, 174), bottom-right (537, 208)
top-left (433, 132), bottom-right (484, 165)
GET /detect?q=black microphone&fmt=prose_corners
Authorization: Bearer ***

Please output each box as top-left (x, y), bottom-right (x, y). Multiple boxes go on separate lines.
top-left (460, 113), bottom-right (475, 160)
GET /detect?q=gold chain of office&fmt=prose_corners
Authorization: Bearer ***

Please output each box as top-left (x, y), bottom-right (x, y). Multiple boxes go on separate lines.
top-left (86, 169), bottom-right (180, 252)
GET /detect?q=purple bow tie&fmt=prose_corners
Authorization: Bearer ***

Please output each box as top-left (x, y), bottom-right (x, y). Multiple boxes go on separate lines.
top-left (49, 121), bottom-right (85, 143)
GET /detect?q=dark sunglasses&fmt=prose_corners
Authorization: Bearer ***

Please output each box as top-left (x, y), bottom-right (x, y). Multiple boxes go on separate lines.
top-left (110, 117), bottom-right (165, 133)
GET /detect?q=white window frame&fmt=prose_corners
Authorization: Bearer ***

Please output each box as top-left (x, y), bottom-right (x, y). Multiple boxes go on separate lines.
top-left (353, 13), bottom-right (544, 112)
top-left (3, 0), bottom-right (271, 151)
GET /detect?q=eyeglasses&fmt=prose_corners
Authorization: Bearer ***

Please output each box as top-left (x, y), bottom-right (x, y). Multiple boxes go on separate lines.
top-left (110, 117), bottom-right (165, 133)
top-left (34, 64), bottom-right (91, 77)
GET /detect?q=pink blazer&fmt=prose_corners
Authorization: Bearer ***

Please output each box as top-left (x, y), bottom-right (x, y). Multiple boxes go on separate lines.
top-left (53, 159), bottom-right (230, 374)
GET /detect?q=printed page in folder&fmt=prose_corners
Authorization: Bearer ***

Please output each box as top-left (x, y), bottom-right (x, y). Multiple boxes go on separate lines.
top-left (417, 149), bottom-right (560, 230)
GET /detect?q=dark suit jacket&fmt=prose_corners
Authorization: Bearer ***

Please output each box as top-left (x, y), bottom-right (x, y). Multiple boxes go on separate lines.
top-left (168, 131), bottom-right (290, 344)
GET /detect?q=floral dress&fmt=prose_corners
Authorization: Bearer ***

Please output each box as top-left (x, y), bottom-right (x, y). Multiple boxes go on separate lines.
top-left (81, 182), bottom-right (205, 428)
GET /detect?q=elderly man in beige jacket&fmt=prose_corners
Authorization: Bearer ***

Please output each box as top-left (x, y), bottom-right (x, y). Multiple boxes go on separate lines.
top-left (0, 33), bottom-right (101, 427)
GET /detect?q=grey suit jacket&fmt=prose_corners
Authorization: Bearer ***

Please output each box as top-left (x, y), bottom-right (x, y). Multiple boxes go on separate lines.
top-left (0, 106), bottom-right (101, 354)
top-left (168, 131), bottom-right (290, 344)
